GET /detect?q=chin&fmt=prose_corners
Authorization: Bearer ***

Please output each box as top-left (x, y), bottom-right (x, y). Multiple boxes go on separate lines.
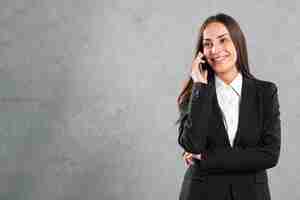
top-left (211, 65), bottom-right (230, 74)
top-left (211, 62), bottom-right (236, 73)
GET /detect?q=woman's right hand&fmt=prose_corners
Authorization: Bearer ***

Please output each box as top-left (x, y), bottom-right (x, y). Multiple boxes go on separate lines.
top-left (190, 51), bottom-right (208, 84)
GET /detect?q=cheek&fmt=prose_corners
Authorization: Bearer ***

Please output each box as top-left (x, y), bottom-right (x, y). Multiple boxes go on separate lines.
top-left (231, 49), bottom-right (238, 62)
top-left (203, 49), bottom-right (209, 57)
top-left (227, 45), bottom-right (237, 60)
top-left (229, 43), bottom-right (236, 52)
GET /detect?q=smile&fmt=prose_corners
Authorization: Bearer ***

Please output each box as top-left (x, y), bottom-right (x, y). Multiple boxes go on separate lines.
top-left (212, 55), bottom-right (229, 63)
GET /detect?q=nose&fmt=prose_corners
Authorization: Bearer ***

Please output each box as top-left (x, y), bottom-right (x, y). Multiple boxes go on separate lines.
top-left (210, 42), bottom-right (222, 54)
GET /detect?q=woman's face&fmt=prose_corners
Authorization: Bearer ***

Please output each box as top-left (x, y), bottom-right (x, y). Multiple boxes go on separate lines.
top-left (202, 22), bottom-right (238, 75)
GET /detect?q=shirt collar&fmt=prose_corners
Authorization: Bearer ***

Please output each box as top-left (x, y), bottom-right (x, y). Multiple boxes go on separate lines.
top-left (215, 72), bottom-right (243, 96)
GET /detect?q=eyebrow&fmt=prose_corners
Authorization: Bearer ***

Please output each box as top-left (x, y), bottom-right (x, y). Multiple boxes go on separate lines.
top-left (203, 33), bottom-right (229, 41)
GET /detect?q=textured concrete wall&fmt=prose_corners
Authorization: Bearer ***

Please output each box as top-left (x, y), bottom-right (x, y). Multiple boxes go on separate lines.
top-left (0, 0), bottom-right (298, 199)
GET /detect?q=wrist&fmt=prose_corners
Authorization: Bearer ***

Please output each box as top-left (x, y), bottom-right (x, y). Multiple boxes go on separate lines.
top-left (194, 80), bottom-right (208, 84)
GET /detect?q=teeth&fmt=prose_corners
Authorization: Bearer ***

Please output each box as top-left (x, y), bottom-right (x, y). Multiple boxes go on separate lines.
top-left (214, 56), bottom-right (227, 62)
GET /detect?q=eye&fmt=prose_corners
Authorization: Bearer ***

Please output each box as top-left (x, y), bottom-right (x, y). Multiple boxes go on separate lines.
top-left (220, 36), bottom-right (231, 44)
top-left (220, 38), bottom-right (226, 43)
top-left (203, 42), bottom-right (212, 48)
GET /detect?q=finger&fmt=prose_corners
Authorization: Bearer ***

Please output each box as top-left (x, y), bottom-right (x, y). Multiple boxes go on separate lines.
top-left (204, 70), bottom-right (208, 78)
top-left (196, 56), bottom-right (204, 62)
top-left (185, 159), bottom-right (191, 167)
top-left (187, 158), bottom-right (194, 166)
top-left (185, 158), bottom-right (193, 167)
top-left (187, 157), bottom-right (194, 163)
top-left (191, 154), bottom-right (201, 160)
top-left (184, 156), bottom-right (192, 163)
top-left (184, 156), bottom-right (193, 163)
top-left (195, 56), bottom-right (203, 64)
top-left (197, 51), bottom-right (204, 58)
top-left (185, 153), bottom-right (193, 159)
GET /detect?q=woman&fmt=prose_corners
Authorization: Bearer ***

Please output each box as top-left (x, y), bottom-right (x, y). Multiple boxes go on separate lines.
top-left (176, 13), bottom-right (281, 200)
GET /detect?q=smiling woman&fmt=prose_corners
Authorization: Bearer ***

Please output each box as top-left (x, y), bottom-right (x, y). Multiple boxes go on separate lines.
top-left (202, 22), bottom-right (238, 82)
top-left (175, 13), bottom-right (281, 200)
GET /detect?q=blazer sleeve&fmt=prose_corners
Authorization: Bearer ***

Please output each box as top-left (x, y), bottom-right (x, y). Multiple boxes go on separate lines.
top-left (177, 82), bottom-right (215, 154)
top-left (196, 82), bottom-right (281, 173)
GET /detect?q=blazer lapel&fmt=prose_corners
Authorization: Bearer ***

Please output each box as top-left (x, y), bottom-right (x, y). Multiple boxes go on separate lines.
top-left (211, 81), bottom-right (232, 147)
top-left (233, 76), bottom-right (256, 147)
top-left (211, 76), bottom-right (257, 148)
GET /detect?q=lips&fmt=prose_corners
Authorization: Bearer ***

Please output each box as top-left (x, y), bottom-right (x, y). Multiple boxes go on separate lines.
top-left (211, 55), bottom-right (229, 63)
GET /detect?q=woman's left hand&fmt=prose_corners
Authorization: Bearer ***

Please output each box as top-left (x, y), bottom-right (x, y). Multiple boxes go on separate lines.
top-left (183, 152), bottom-right (202, 167)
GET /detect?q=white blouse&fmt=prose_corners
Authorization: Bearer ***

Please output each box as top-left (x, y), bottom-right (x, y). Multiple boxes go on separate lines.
top-left (215, 73), bottom-right (243, 147)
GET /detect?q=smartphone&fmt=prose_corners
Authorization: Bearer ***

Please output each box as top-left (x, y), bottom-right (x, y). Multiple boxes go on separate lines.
top-left (198, 55), bottom-right (209, 71)
top-left (198, 54), bottom-right (214, 83)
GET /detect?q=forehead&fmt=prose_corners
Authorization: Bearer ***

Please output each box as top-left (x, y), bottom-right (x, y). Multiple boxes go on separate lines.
top-left (203, 22), bottom-right (229, 40)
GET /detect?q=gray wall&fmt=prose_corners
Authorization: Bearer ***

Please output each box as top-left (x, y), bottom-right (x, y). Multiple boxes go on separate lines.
top-left (0, 0), bottom-right (297, 199)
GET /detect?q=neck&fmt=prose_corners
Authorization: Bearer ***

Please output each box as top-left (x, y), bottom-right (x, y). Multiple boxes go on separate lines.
top-left (216, 67), bottom-right (239, 84)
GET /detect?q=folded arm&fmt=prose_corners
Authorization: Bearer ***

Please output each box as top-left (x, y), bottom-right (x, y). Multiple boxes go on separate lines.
top-left (177, 82), bottom-right (214, 154)
top-left (196, 83), bottom-right (281, 173)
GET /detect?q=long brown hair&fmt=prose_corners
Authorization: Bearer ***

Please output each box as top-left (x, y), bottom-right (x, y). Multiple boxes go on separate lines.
top-left (175, 13), bottom-right (255, 124)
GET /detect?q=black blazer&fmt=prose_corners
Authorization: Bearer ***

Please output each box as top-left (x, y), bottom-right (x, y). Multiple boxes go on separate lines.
top-left (177, 76), bottom-right (281, 200)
